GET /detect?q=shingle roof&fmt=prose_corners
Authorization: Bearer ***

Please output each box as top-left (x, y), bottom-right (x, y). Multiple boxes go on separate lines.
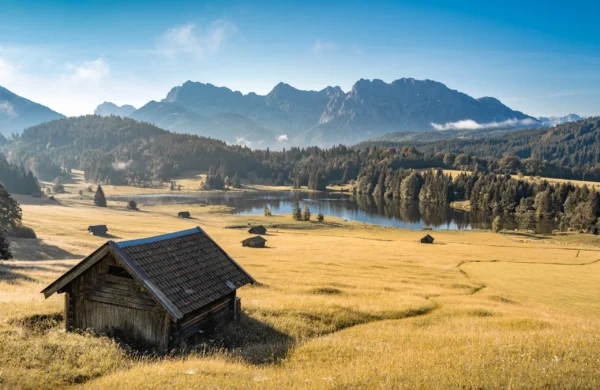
top-left (114, 227), bottom-right (254, 316)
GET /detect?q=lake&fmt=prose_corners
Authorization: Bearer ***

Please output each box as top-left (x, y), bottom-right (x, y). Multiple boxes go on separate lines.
top-left (109, 191), bottom-right (556, 232)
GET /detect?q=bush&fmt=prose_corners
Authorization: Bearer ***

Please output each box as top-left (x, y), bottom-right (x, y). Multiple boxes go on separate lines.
top-left (263, 206), bottom-right (272, 217)
top-left (492, 216), bottom-right (503, 233)
top-left (292, 201), bottom-right (302, 221)
top-left (127, 200), bottom-right (138, 211)
top-left (7, 225), bottom-right (37, 239)
top-left (317, 212), bottom-right (324, 222)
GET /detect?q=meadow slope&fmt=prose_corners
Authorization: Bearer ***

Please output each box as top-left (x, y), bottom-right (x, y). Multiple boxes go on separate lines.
top-left (1, 181), bottom-right (600, 389)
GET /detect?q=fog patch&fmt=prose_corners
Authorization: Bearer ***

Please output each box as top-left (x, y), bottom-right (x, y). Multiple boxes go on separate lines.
top-left (0, 101), bottom-right (17, 118)
top-left (431, 118), bottom-right (538, 131)
top-left (112, 159), bottom-right (133, 171)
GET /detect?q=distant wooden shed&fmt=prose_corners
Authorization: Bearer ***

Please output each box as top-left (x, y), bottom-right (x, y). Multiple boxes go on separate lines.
top-left (31, 191), bottom-right (43, 198)
top-left (248, 225), bottom-right (267, 235)
top-left (178, 211), bottom-right (191, 219)
top-left (420, 234), bottom-right (435, 244)
top-left (41, 227), bottom-right (255, 353)
top-left (242, 236), bottom-right (267, 248)
top-left (88, 225), bottom-right (108, 236)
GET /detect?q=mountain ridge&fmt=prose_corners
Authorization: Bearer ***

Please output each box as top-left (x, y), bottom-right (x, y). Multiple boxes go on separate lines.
top-left (0, 86), bottom-right (64, 135)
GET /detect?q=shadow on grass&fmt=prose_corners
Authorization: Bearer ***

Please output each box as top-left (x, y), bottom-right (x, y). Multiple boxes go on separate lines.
top-left (10, 312), bottom-right (63, 333)
top-left (0, 262), bottom-right (74, 284)
top-left (199, 313), bottom-right (294, 365)
top-left (10, 238), bottom-right (80, 260)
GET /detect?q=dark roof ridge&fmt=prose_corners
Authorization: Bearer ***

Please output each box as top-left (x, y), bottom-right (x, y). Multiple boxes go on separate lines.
top-left (117, 227), bottom-right (200, 248)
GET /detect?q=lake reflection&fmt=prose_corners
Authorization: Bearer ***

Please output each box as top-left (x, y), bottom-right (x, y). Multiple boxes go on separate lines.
top-left (109, 191), bottom-right (554, 232)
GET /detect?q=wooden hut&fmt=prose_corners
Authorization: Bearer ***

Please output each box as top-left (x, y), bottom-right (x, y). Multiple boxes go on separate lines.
top-left (248, 225), bottom-right (267, 235)
top-left (88, 225), bottom-right (108, 236)
top-left (420, 234), bottom-right (435, 244)
top-left (31, 191), bottom-right (42, 198)
top-left (241, 236), bottom-right (267, 248)
top-left (178, 211), bottom-right (191, 219)
top-left (41, 227), bottom-right (255, 353)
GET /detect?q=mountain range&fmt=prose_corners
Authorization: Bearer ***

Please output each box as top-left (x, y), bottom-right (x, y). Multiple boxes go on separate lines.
top-left (94, 102), bottom-right (137, 117)
top-left (0, 86), bottom-right (64, 135)
top-left (96, 78), bottom-right (540, 148)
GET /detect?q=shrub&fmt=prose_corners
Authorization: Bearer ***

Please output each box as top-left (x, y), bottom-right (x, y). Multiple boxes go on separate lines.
top-left (317, 212), bottom-right (324, 222)
top-left (127, 200), bottom-right (138, 211)
top-left (7, 225), bottom-right (37, 239)
top-left (292, 201), bottom-right (302, 221)
top-left (492, 215), bottom-right (503, 233)
top-left (264, 206), bottom-right (272, 217)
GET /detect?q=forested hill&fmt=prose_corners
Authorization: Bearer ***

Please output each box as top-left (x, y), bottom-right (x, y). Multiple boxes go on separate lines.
top-left (357, 117), bottom-right (600, 168)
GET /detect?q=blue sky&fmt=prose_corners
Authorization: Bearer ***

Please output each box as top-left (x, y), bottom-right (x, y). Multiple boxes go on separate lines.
top-left (0, 0), bottom-right (599, 117)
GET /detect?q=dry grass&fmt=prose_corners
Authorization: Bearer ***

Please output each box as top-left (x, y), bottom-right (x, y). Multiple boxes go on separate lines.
top-left (1, 181), bottom-right (600, 389)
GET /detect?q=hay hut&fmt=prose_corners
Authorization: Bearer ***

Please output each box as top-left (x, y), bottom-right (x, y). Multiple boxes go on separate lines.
top-left (248, 225), bottom-right (267, 235)
top-left (420, 234), bottom-right (435, 244)
top-left (88, 225), bottom-right (108, 236)
top-left (41, 227), bottom-right (255, 353)
top-left (178, 211), bottom-right (191, 219)
top-left (241, 236), bottom-right (267, 248)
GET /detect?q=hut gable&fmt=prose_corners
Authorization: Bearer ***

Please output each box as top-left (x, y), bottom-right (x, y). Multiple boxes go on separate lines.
top-left (420, 234), bottom-right (435, 244)
top-left (178, 211), bottom-right (191, 219)
top-left (248, 225), bottom-right (267, 235)
top-left (242, 236), bottom-right (267, 248)
top-left (41, 227), bottom-right (255, 352)
top-left (88, 225), bottom-right (108, 236)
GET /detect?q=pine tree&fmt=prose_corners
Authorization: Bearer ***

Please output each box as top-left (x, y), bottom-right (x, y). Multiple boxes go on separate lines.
top-left (0, 231), bottom-right (12, 259)
top-left (292, 201), bottom-right (302, 221)
top-left (317, 212), bottom-right (324, 222)
top-left (94, 185), bottom-right (107, 207)
top-left (302, 205), bottom-right (311, 221)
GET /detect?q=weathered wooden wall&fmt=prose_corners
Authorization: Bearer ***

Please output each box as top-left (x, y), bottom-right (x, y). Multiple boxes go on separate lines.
top-left (175, 291), bottom-right (236, 344)
top-left (67, 254), bottom-right (170, 351)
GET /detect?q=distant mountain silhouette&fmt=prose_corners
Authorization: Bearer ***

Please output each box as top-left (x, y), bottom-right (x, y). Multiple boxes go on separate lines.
top-left (123, 78), bottom-right (538, 147)
top-left (94, 102), bottom-right (137, 117)
top-left (0, 86), bottom-right (64, 135)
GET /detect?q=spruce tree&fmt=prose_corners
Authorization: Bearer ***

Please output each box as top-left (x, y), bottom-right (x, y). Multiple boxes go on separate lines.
top-left (0, 231), bottom-right (12, 259)
top-left (302, 205), bottom-right (311, 221)
top-left (292, 201), bottom-right (302, 221)
top-left (94, 185), bottom-right (107, 207)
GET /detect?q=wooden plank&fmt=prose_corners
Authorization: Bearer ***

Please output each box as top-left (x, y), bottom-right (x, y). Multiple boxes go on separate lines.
top-left (92, 284), bottom-right (152, 300)
top-left (42, 246), bottom-right (109, 298)
top-left (100, 274), bottom-right (139, 285)
top-left (83, 289), bottom-right (159, 308)
top-left (85, 294), bottom-right (162, 312)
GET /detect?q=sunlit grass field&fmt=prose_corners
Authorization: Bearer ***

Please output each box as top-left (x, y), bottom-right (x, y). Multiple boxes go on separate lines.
top-left (1, 176), bottom-right (600, 388)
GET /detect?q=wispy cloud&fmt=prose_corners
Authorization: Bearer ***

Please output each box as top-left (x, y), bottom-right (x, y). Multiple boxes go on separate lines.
top-left (311, 39), bottom-right (338, 56)
top-left (0, 58), bottom-right (15, 83)
top-left (431, 118), bottom-right (538, 131)
top-left (277, 134), bottom-right (288, 142)
top-left (0, 101), bottom-right (17, 118)
top-left (158, 20), bottom-right (237, 59)
top-left (63, 58), bottom-right (109, 83)
top-left (550, 90), bottom-right (592, 98)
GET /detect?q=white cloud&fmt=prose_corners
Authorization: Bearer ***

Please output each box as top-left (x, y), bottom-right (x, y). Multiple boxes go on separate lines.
top-left (112, 159), bottom-right (133, 171)
top-left (0, 101), bottom-right (17, 117)
top-left (158, 20), bottom-right (237, 58)
top-left (0, 58), bottom-right (15, 83)
top-left (64, 58), bottom-right (109, 83)
top-left (431, 118), bottom-right (538, 131)
top-left (311, 39), bottom-right (338, 56)
top-left (277, 134), bottom-right (288, 142)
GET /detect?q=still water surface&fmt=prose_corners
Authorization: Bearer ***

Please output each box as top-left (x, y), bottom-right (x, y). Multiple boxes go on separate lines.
top-left (109, 191), bottom-right (556, 232)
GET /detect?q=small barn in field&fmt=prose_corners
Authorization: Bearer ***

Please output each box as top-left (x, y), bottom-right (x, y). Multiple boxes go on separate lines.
top-left (88, 225), bottom-right (108, 236)
top-left (248, 225), bottom-right (267, 235)
top-left (242, 236), bottom-right (267, 248)
top-left (41, 227), bottom-right (255, 353)
top-left (420, 234), bottom-right (435, 244)
top-left (31, 191), bottom-right (43, 198)
top-left (178, 211), bottom-right (191, 219)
